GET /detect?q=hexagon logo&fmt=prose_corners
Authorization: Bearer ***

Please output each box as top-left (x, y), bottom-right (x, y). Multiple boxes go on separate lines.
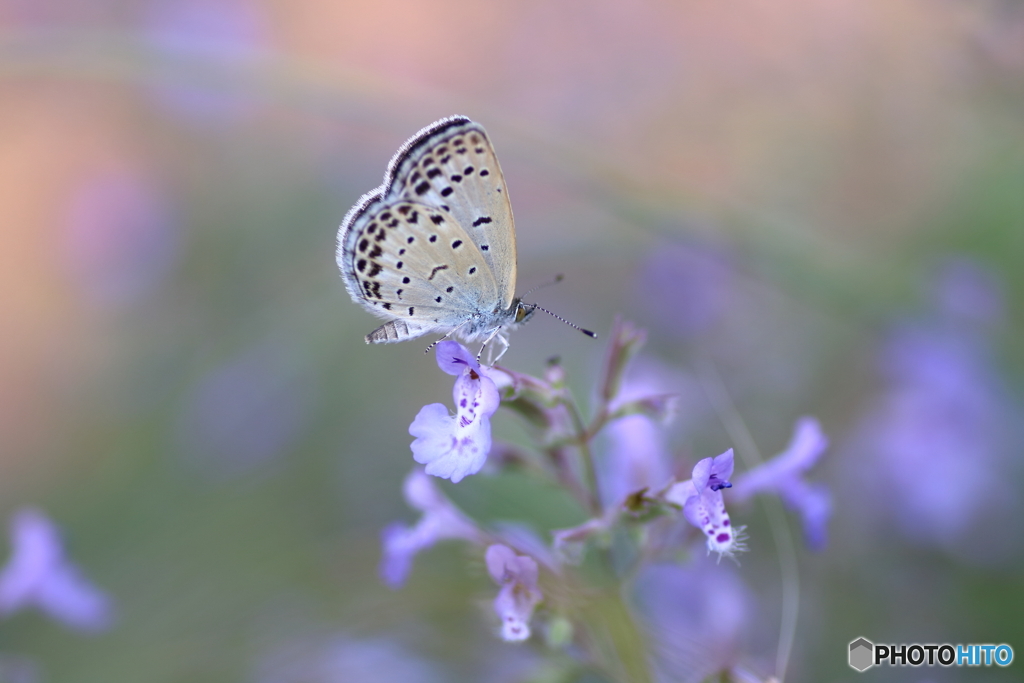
top-left (849, 637), bottom-right (874, 672)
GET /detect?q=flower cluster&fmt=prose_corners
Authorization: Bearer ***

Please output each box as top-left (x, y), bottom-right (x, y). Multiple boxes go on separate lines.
top-left (381, 320), bottom-right (832, 681)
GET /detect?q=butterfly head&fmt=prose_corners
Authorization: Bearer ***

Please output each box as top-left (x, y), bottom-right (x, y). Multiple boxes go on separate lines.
top-left (513, 300), bottom-right (537, 326)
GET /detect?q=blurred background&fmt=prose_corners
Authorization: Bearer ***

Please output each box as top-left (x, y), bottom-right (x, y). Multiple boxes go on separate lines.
top-left (1, 0), bottom-right (1022, 681)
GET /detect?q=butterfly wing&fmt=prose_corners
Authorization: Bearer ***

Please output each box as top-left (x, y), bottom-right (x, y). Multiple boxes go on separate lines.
top-left (383, 117), bottom-right (518, 311)
top-left (338, 197), bottom-right (499, 342)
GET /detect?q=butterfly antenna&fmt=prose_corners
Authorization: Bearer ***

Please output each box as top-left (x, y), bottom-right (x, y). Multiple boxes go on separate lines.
top-left (520, 274), bottom-right (565, 300)
top-left (526, 303), bottom-right (597, 339)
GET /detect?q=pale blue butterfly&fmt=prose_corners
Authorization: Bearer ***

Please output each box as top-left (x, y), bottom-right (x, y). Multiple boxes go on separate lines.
top-left (337, 116), bottom-right (554, 359)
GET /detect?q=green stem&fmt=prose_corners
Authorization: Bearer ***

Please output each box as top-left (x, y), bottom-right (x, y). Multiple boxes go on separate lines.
top-left (577, 586), bottom-right (653, 683)
top-left (562, 390), bottom-right (602, 516)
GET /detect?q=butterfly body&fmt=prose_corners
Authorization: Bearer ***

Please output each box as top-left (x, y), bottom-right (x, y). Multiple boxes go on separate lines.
top-left (337, 116), bottom-right (533, 350)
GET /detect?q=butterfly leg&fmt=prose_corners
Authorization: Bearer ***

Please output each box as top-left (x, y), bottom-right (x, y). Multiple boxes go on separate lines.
top-left (423, 320), bottom-right (471, 355)
top-left (478, 328), bottom-right (510, 364)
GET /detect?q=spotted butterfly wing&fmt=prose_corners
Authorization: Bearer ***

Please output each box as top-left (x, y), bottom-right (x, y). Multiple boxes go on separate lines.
top-left (383, 117), bottom-right (517, 310)
top-left (337, 116), bottom-right (526, 345)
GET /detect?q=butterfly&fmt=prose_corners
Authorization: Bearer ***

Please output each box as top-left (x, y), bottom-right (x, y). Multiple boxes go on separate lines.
top-left (336, 116), bottom-right (535, 360)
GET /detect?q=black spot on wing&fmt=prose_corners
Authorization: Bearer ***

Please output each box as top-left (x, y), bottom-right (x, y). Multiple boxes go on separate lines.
top-left (472, 216), bottom-right (491, 227)
top-left (428, 265), bottom-right (449, 281)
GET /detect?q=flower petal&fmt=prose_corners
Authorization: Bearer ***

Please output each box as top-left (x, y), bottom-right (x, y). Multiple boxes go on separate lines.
top-left (435, 341), bottom-right (478, 376)
top-left (0, 509), bottom-right (112, 632)
top-left (380, 471), bottom-right (482, 588)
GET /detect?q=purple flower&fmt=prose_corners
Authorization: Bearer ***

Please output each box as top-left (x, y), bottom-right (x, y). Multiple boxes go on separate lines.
top-left (380, 469), bottom-right (483, 588)
top-left (841, 258), bottom-right (1021, 560)
top-left (0, 509), bottom-right (113, 632)
top-left (409, 342), bottom-right (501, 483)
top-left (665, 450), bottom-right (743, 558)
top-left (600, 415), bottom-right (671, 509)
top-left (485, 544), bottom-right (542, 642)
top-left (598, 358), bottom-right (701, 508)
top-left (734, 417), bottom-right (831, 550)
top-left (633, 555), bottom-right (752, 683)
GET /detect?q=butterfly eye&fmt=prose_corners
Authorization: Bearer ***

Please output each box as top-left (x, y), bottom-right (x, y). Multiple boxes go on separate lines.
top-left (515, 303), bottom-right (530, 323)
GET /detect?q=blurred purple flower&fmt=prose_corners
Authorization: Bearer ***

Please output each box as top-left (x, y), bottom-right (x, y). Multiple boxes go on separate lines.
top-left (600, 415), bottom-right (671, 508)
top-left (634, 555), bottom-right (753, 683)
top-left (734, 417), bottom-right (831, 550)
top-left (599, 358), bottom-right (703, 508)
top-left (485, 544), bottom-right (542, 642)
top-left (61, 167), bottom-right (180, 309)
top-left (254, 634), bottom-right (445, 683)
top-left (176, 339), bottom-right (309, 479)
top-left (490, 522), bottom-right (559, 573)
top-left (380, 469), bottom-right (483, 589)
top-left (142, 0), bottom-right (268, 123)
top-left (665, 450), bottom-right (743, 558)
top-left (0, 509), bottom-right (113, 632)
top-left (409, 342), bottom-right (501, 483)
top-left (637, 240), bottom-right (736, 339)
top-left (845, 258), bottom-right (1020, 560)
